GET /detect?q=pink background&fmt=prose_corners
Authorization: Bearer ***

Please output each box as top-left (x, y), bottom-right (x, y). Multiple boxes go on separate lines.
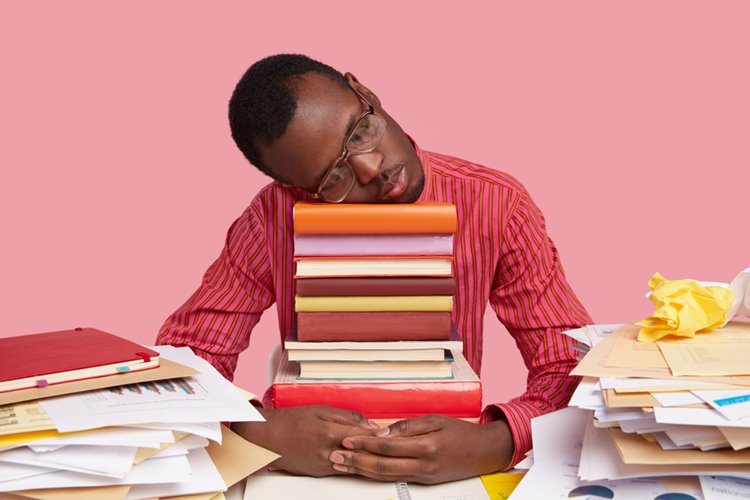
top-left (1, 2), bottom-right (748, 405)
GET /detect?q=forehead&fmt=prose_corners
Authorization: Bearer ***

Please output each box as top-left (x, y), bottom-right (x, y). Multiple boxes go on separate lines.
top-left (257, 73), bottom-right (358, 188)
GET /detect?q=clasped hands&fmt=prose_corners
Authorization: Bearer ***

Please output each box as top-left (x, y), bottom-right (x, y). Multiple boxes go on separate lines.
top-left (234, 405), bottom-right (512, 485)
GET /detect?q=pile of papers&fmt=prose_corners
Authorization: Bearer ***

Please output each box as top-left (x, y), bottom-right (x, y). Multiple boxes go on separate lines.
top-left (0, 345), bottom-right (277, 499)
top-left (510, 322), bottom-right (750, 499)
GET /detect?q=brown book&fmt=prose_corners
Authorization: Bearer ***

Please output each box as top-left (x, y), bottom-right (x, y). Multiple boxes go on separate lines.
top-left (295, 277), bottom-right (457, 297)
top-left (296, 311), bottom-right (451, 342)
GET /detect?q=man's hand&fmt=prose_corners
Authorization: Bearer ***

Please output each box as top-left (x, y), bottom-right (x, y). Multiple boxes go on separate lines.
top-left (232, 405), bottom-right (378, 477)
top-left (328, 414), bottom-right (513, 484)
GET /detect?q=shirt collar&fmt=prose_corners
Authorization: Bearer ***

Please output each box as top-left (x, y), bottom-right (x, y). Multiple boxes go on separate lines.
top-left (408, 136), bottom-right (432, 202)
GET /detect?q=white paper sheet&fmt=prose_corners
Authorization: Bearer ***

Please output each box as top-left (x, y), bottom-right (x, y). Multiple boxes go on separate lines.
top-left (0, 461), bottom-right (56, 483)
top-left (0, 444), bottom-right (136, 477)
top-left (39, 346), bottom-right (262, 432)
top-left (664, 425), bottom-right (723, 446)
top-left (581, 417), bottom-right (750, 481)
top-left (727, 267), bottom-right (750, 320)
top-left (593, 407), bottom-right (648, 423)
top-left (146, 435), bottom-right (207, 459)
top-left (700, 475), bottom-right (750, 499)
top-left (511, 408), bottom-right (706, 499)
top-left (243, 471), bottom-right (488, 500)
top-left (694, 389), bottom-right (750, 421)
top-left (599, 377), bottom-right (731, 391)
top-left (569, 377), bottom-right (605, 410)
top-left (126, 447), bottom-right (225, 499)
top-left (0, 453), bottom-right (190, 492)
top-left (655, 407), bottom-right (750, 428)
top-left (653, 391), bottom-right (704, 407)
top-left (134, 421), bottom-right (222, 442)
top-left (27, 427), bottom-right (174, 450)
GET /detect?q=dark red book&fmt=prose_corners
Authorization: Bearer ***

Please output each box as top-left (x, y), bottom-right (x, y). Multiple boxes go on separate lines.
top-left (0, 327), bottom-right (160, 393)
top-left (272, 350), bottom-right (481, 419)
top-left (296, 311), bottom-right (452, 342)
top-left (295, 277), bottom-right (457, 297)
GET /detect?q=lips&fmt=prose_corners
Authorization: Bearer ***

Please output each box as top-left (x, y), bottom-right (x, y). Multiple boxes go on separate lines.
top-left (379, 165), bottom-right (408, 201)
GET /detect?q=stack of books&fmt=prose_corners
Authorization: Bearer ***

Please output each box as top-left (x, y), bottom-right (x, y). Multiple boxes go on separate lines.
top-left (509, 321), bottom-right (750, 498)
top-left (0, 327), bottom-right (277, 498)
top-left (273, 202), bottom-right (482, 423)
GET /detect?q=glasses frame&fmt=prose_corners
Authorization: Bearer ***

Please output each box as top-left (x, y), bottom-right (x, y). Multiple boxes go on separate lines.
top-left (311, 85), bottom-right (384, 203)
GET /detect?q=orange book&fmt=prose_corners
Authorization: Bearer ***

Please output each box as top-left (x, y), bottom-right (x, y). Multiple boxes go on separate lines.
top-left (293, 202), bottom-right (457, 235)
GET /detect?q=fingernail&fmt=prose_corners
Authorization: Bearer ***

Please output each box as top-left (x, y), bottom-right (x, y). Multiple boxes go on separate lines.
top-left (367, 419), bottom-right (380, 429)
top-left (330, 451), bottom-right (345, 464)
top-left (332, 464), bottom-right (348, 472)
top-left (342, 439), bottom-right (354, 449)
top-left (376, 427), bottom-right (390, 437)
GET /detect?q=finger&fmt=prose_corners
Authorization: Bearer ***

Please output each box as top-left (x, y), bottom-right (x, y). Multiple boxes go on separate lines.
top-left (376, 414), bottom-right (445, 437)
top-left (329, 449), bottom-right (425, 481)
top-left (317, 406), bottom-right (379, 429)
top-left (341, 435), bottom-right (433, 458)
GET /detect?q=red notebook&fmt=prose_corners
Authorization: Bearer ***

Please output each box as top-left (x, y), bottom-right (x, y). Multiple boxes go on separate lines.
top-left (0, 327), bottom-right (160, 393)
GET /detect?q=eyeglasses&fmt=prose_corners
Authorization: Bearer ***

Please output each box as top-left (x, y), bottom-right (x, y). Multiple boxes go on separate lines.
top-left (311, 85), bottom-right (387, 203)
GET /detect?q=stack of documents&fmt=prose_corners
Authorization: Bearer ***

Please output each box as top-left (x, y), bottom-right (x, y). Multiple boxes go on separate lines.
top-left (510, 321), bottom-right (750, 499)
top-left (0, 343), bottom-right (277, 499)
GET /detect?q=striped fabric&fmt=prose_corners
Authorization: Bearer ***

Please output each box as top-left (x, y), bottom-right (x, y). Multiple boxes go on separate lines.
top-left (156, 142), bottom-right (592, 468)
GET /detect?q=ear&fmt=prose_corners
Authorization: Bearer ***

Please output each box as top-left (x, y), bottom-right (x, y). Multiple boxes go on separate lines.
top-left (345, 72), bottom-right (381, 108)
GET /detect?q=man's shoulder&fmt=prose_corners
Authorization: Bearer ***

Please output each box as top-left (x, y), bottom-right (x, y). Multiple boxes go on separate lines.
top-left (421, 149), bottom-right (527, 194)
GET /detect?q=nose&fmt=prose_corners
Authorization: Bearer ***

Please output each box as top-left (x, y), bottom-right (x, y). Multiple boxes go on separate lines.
top-left (348, 152), bottom-right (384, 186)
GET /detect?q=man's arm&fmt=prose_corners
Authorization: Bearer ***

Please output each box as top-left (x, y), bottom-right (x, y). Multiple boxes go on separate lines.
top-left (483, 185), bottom-right (592, 468)
top-left (156, 204), bottom-right (274, 379)
top-left (155, 190), bottom-right (380, 476)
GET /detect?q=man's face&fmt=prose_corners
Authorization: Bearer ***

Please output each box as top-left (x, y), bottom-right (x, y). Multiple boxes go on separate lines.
top-left (256, 73), bottom-right (424, 203)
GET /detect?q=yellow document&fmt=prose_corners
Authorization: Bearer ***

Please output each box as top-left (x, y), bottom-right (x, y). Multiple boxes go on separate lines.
top-left (571, 323), bottom-right (750, 387)
top-left (718, 426), bottom-right (750, 450)
top-left (480, 471), bottom-right (525, 498)
top-left (656, 322), bottom-right (750, 376)
top-left (0, 400), bottom-right (55, 436)
top-left (636, 272), bottom-right (734, 342)
top-left (603, 389), bottom-right (660, 408)
top-left (4, 485), bottom-right (130, 500)
top-left (605, 326), bottom-right (669, 369)
top-left (610, 428), bottom-right (750, 464)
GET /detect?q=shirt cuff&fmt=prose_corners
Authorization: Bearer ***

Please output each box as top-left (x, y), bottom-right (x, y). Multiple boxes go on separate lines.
top-left (481, 402), bottom-right (537, 470)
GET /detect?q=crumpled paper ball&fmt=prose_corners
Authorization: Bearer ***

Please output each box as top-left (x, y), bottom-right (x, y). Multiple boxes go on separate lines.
top-left (636, 272), bottom-right (735, 342)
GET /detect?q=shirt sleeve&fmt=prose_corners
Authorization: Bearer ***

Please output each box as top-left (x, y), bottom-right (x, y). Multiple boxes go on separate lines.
top-left (483, 186), bottom-right (592, 469)
top-left (155, 198), bottom-right (276, 381)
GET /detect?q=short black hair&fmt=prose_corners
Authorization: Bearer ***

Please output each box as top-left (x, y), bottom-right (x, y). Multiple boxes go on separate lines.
top-left (228, 54), bottom-right (348, 181)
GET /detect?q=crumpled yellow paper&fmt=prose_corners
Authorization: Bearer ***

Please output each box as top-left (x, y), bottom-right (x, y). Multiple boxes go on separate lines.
top-left (636, 272), bottom-right (735, 342)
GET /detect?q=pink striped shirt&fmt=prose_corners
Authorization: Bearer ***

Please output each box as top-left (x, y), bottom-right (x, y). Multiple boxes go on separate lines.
top-left (157, 143), bottom-right (592, 468)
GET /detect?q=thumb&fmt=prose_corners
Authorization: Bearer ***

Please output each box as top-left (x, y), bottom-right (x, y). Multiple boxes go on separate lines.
top-left (318, 406), bottom-right (379, 429)
top-left (377, 415), bottom-right (444, 437)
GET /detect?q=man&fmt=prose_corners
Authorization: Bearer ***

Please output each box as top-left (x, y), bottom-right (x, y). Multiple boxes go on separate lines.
top-left (157, 54), bottom-right (592, 484)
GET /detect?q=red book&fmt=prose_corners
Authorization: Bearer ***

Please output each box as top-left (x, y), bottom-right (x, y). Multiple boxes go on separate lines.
top-left (296, 311), bottom-right (452, 342)
top-left (272, 350), bottom-right (481, 419)
top-left (295, 277), bottom-right (457, 297)
top-left (0, 327), bottom-right (160, 393)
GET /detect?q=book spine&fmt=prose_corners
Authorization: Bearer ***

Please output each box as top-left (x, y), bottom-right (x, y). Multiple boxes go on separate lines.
top-left (295, 296), bottom-right (453, 313)
top-left (294, 257), bottom-right (454, 278)
top-left (295, 277), bottom-right (457, 297)
top-left (293, 202), bottom-right (458, 235)
top-left (293, 234), bottom-right (454, 257)
top-left (272, 380), bottom-right (482, 419)
top-left (296, 312), bottom-right (452, 341)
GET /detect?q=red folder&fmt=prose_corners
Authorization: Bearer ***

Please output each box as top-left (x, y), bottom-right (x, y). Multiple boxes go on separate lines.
top-left (0, 327), bottom-right (160, 393)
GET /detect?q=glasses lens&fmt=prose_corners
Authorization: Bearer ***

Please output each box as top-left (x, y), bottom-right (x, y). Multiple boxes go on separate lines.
top-left (318, 161), bottom-right (354, 202)
top-left (346, 114), bottom-right (386, 153)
